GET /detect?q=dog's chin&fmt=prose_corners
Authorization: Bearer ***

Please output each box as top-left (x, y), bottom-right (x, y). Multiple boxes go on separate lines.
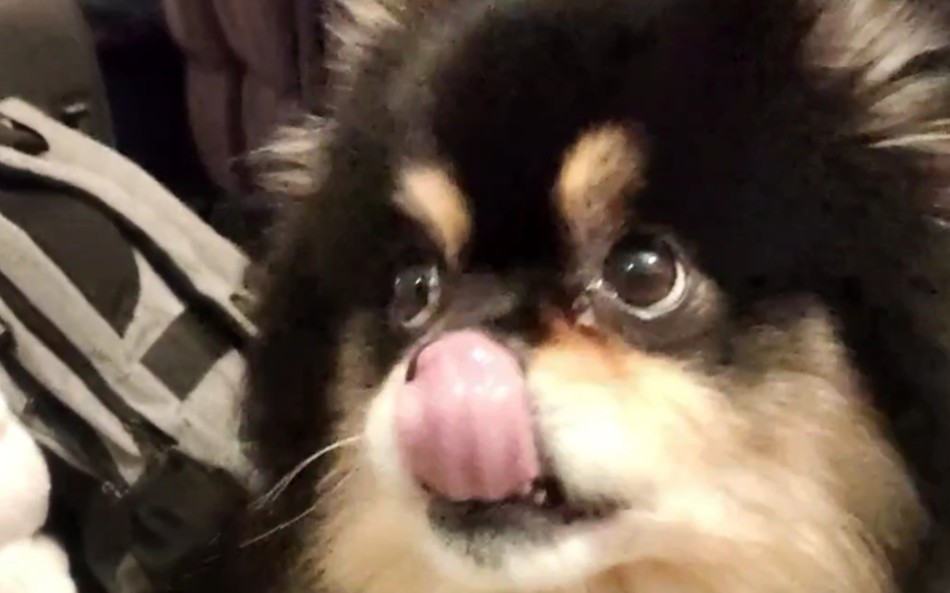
top-left (420, 512), bottom-right (629, 592)
top-left (420, 482), bottom-right (631, 591)
top-left (363, 363), bottom-right (634, 592)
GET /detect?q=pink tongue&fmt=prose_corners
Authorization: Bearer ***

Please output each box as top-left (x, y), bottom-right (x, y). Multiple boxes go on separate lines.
top-left (395, 331), bottom-right (540, 501)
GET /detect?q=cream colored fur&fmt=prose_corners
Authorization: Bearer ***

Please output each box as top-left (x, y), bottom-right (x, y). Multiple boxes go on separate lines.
top-left (302, 310), bottom-right (921, 593)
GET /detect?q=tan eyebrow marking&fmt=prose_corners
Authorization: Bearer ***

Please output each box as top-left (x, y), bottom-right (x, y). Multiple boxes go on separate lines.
top-left (396, 165), bottom-right (472, 264)
top-left (555, 124), bottom-right (647, 246)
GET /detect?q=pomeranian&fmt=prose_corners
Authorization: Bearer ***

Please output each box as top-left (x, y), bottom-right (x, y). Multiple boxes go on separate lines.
top-left (184, 1), bottom-right (950, 593)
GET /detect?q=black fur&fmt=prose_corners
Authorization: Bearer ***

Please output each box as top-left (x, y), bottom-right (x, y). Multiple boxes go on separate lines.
top-left (172, 1), bottom-right (950, 591)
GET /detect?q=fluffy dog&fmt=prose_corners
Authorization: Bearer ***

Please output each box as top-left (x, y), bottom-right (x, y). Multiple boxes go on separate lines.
top-left (185, 1), bottom-right (950, 593)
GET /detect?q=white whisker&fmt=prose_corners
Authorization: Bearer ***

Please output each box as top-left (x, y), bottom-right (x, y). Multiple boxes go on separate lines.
top-left (252, 436), bottom-right (361, 510)
top-left (241, 471), bottom-right (356, 549)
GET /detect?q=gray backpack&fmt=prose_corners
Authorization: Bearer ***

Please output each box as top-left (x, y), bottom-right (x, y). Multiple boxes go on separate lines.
top-left (0, 98), bottom-right (258, 593)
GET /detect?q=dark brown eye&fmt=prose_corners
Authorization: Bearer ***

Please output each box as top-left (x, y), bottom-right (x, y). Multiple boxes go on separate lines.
top-left (391, 264), bottom-right (442, 329)
top-left (598, 233), bottom-right (686, 318)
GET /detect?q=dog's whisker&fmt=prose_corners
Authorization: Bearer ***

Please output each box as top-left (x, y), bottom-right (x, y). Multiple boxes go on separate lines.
top-left (241, 471), bottom-right (356, 549)
top-left (252, 436), bottom-right (361, 510)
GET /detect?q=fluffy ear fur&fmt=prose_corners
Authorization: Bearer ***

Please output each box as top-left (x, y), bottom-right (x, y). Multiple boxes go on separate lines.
top-left (254, 0), bottom-right (950, 203)
top-left (251, 0), bottom-right (450, 200)
top-left (250, 115), bottom-right (333, 200)
top-left (800, 4), bottom-right (950, 592)
top-left (249, 0), bottom-right (409, 200)
top-left (805, 0), bottom-right (950, 153)
top-left (799, 0), bottom-right (950, 333)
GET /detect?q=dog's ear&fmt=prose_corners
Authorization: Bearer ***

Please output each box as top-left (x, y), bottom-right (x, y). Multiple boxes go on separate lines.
top-left (804, 0), bottom-right (950, 159)
top-left (801, 4), bottom-right (950, 590)
top-left (324, 0), bottom-right (405, 92)
top-left (250, 115), bottom-right (332, 201)
top-left (802, 0), bottom-right (950, 337)
top-left (805, 0), bottom-right (950, 227)
top-left (251, 0), bottom-right (455, 202)
top-left (324, 0), bottom-right (450, 93)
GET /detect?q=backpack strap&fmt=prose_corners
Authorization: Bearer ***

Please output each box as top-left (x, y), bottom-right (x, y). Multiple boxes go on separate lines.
top-left (0, 101), bottom-right (262, 593)
top-left (0, 98), bottom-right (256, 341)
top-left (0, 99), bottom-right (257, 489)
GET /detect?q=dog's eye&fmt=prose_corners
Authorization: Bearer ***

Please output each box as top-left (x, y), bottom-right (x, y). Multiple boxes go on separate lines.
top-left (598, 233), bottom-right (687, 318)
top-left (391, 264), bottom-right (442, 329)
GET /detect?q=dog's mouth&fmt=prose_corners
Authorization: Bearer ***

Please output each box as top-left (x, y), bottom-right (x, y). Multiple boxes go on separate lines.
top-left (425, 474), bottom-right (622, 534)
top-left (394, 331), bottom-right (625, 535)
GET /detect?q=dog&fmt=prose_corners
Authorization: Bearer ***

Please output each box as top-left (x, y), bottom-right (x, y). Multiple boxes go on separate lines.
top-left (183, 1), bottom-right (950, 592)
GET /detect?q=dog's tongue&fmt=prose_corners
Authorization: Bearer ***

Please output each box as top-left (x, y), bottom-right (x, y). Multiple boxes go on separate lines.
top-left (395, 331), bottom-right (539, 501)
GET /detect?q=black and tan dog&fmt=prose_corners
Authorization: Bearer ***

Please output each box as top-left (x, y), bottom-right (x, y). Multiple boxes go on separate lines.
top-left (187, 1), bottom-right (950, 592)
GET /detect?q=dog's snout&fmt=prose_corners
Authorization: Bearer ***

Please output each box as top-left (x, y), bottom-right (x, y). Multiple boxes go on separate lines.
top-left (395, 330), bottom-right (540, 501)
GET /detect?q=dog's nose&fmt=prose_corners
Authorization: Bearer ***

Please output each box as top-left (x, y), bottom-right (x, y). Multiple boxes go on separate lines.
top-left (395, 331), bottom-right (539, 501)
